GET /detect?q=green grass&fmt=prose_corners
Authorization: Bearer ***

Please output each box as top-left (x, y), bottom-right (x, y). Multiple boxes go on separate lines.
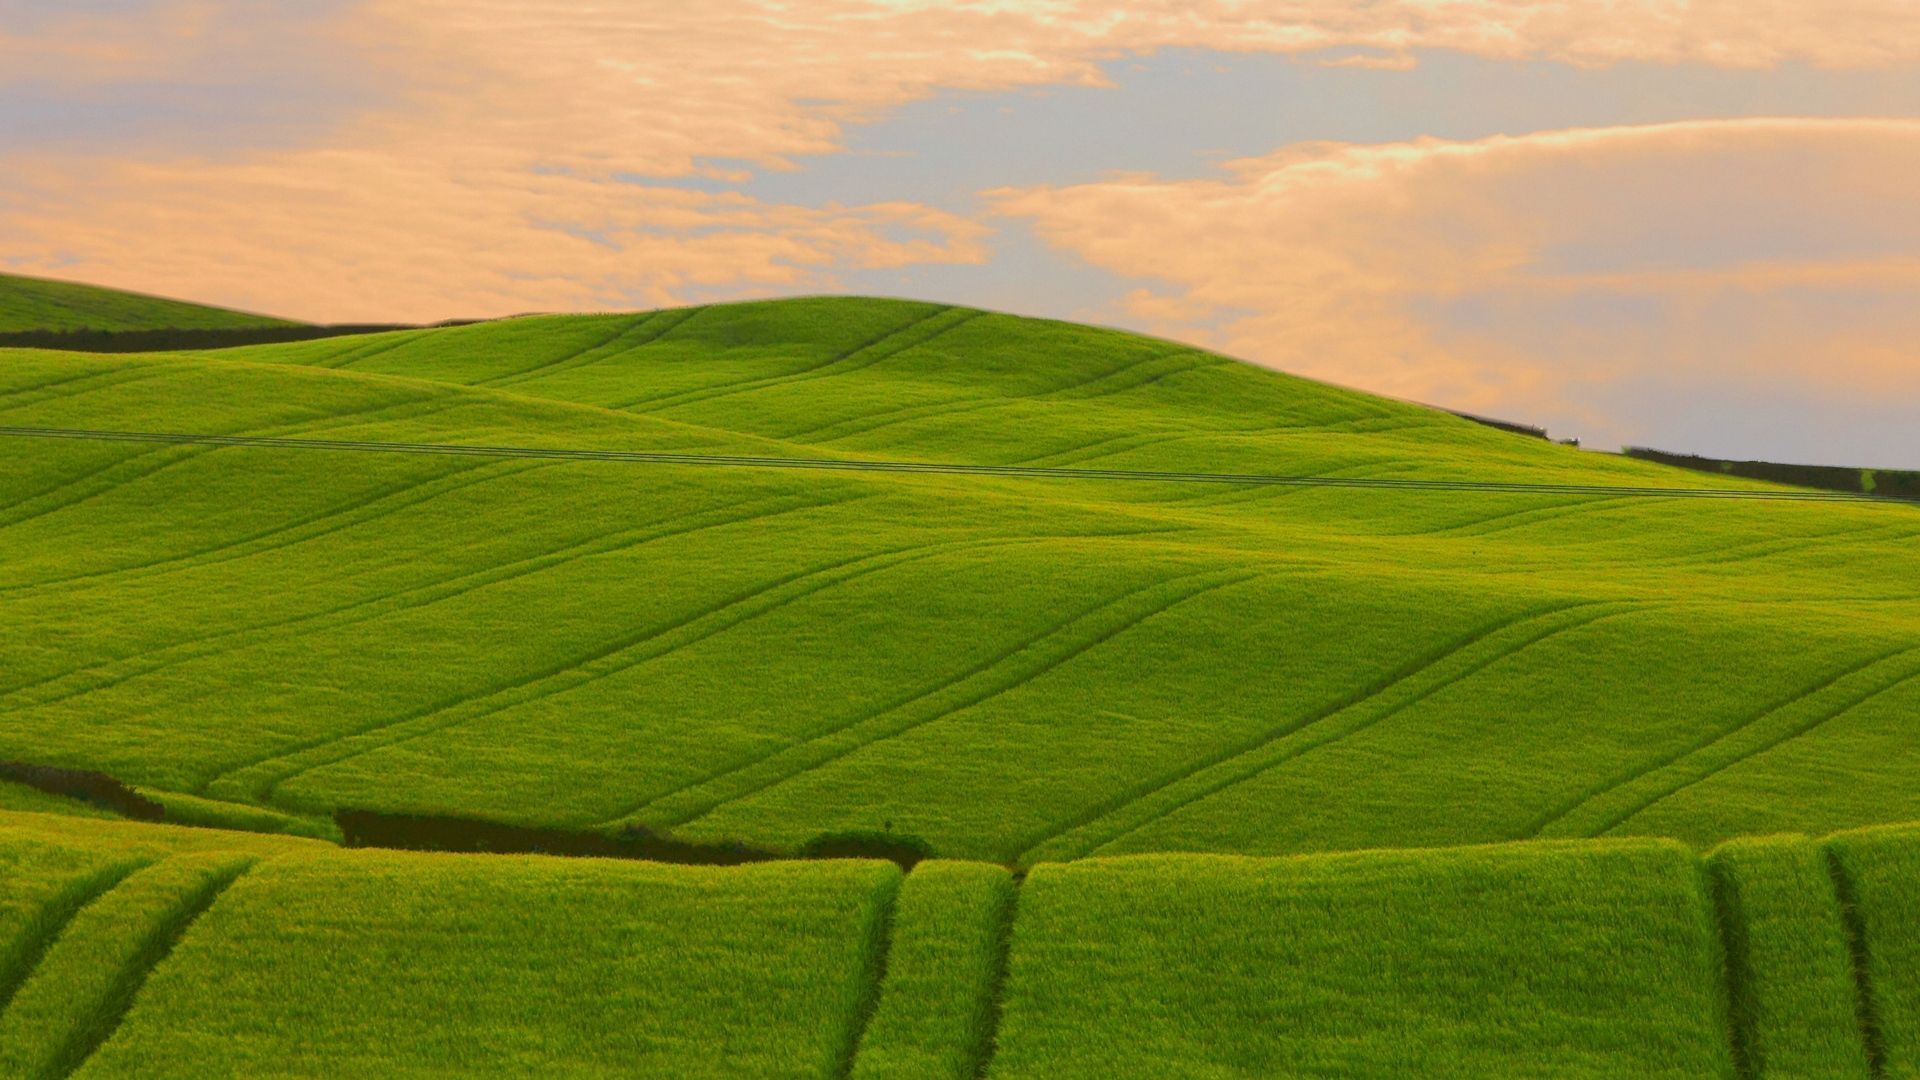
top-left (0, 297), bottom-right (1915, 866)
top-left (851, 861), bottom-right (1016, 1079)
top-left (0, 851), bottom-right (252, 1079)
top-left (80, 849), bottom-right (901, 1078)
top-left (0, 810), bottom-right (1910, 1077)
top-left (0, 784), bottom-right (118, 822)
top-left (1706, 836), bottom-right (1872, 1079)
top-left (992, 840), bottom-right (1736, 1079)
top-left (0, 273), bottom-right (296, 334)
top-left (1825, 822), bottom-right (1920, 1077)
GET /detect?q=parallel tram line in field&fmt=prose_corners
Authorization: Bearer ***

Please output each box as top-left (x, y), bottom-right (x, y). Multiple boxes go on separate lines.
top-left (194, 491), bottom-right (889, 802)
top-left (632, 568), bottom-right (1259, 832)
top-left (1581, 653), bottom-right (1920, 840)
top-left (0, 474), bottom-right (812, 712)
top-left (1023, 602), bottom-right (1640, 863)
top-left (1525, 645), bottom-right (1920, 840)
top-left (2, 425), bottom-right (1914, 506)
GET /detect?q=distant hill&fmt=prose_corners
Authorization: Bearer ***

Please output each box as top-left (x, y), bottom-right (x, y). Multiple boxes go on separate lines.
top-left (0, 271), bottom-right (298, 333)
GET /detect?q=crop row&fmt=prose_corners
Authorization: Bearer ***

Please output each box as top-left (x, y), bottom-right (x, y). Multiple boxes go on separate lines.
top-left (0, 809), bottom-right (1912, 1078)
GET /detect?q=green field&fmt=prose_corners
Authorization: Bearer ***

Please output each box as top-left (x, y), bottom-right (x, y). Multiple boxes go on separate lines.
top-left (0, 280), bottom-right (1916, 1073)
top-left (0, 274), bottom-right (295, 335)
top-left (2, 296), bottom-right (1917, 864)
top-left (0, 809), bottom-right (1909, 1076)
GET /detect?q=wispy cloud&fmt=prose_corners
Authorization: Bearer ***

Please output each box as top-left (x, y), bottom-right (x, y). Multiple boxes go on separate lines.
top-left (1, 3), bottom-right (1918, 464)
top-left (992, 118), bottom-right (1920, 459)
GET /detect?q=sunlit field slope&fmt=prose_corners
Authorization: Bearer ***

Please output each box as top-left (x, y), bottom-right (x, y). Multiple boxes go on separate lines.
top-left (0, 809), bottom-right (1910, 1078)
top-left (1, 297), bottom-right (1918, 864)
top-left (0, 273), bottom-right (296, 334)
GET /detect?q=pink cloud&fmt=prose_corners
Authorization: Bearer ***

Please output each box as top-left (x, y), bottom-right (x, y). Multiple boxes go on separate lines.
top-left (6, 3), bottom-right (1920, 323)
top-left (991, 119), bottom-right (1920, 450)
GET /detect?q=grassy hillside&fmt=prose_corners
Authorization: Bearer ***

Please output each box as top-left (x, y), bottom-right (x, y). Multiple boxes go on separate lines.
top-left (0, 273), bottom-right (295, 334)
top-left (0, 809), bottom-right (1908, 1077)
top-left (0, 297), bottom-right (1916, 866)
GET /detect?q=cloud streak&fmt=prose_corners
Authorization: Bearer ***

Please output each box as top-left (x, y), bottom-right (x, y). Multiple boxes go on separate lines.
top-left (993, 118), bottom-right (1920, 461)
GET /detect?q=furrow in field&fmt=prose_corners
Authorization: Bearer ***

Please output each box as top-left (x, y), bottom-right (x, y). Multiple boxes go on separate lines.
top-left (1526, 646), bottom-right (1919, 839)
top-left (616, 306), bottom-right (976, 414)
top-left (260, 532), bottom-right (1161, 816)
top-left (194, 493), bottom-right (878, 801)
top-left (971, 873), bottom-right (1019, 1080)
top-left (0, 388), bottom-right (452, 533)
top-left (1824, 848), bottom-right (1889, 1080)
top-left (0, 853), bottom-right (254, 1080)
top-left (0, 366), bottom-right (171, 411)
top-left (647, 569), bottom-right (1257, 831)
top-left (776, 348), bottom-right (1211, 444)
top-left (470, 314), bottom-right (651, 387)
top-left (0, 860), bottom-right (148, 1020)
top-left (1384, 494), bottom-right (1640, 539)
top-left (1023, 348), bottom-right (1220, 404)
top-left (0, 457), bottom-right (502, 597)
top-left (316, 331), bottom-right (421, 370)
top-left (1022, 602), bottom-right (1629, 863)
top-left (1701, 857), bottom-right (1754, 1080)
top-left (5, 491), bottom-right (837, 716)
top-left (848, 864), bottom-right (1019, 1080)
top-left (607, 305), bottom-right (948, 413)
top-left (493, 306), bottom-right (709, 390)
top-left (1558, 650), bottom-right (1920, 839)
top-left (836, 872), bottom-right (904, 1080)
top-left (778, 393), bottom-right (1007, 445)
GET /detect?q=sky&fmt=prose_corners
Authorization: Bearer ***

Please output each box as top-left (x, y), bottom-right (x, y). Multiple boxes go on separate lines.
top-left (3, 2), bottom-right (1918, 466)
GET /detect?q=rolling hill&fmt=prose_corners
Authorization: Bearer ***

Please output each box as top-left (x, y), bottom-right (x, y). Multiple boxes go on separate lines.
top-left (0, 273), bottom-right (297, 335)
top-left (0, 291), bottom-right (1915, 1074)
top-left (1, 298), bottom-right (1916, 863)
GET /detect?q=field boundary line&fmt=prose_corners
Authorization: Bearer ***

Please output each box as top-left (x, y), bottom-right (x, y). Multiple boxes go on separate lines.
top-left (1824, 848), bottom-right (1888, 1080)
top-left (650, 568), bottom-right (1256, 831)
top-left (837, 872), bottom-right (905, 1080)
top-left (1525, 645), bottom-right (1916, 839)
top-left (1031, 602), bottom-right (1633, 863)
top-left (3, 425), bottom-right (1913, 506)
top-left (48, 856), bottom-right (255, 1080)
top-left (1576, 650), bottom-right (1920, 838)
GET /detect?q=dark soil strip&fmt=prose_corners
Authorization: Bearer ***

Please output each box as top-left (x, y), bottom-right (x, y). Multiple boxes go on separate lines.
top-left (1704, 857), bottom-right (1757, 1080)
top-left (337, 809), bottom-right (931, 871)
top-left (970, 872), bottom-right (1022, 1079)
top-left (49, 860), bottom-right (254, 1079)
top-left (0, 862), bottom-right (146, 1017)
top-left (1825, 849), bottom-right (1888, 1079)
top-left (837, 873), bottom-right (904, 1079)
top-left (2, 425), bottom-right (1914, 506)
top-left (0, 763), bottom-right (163, 821)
